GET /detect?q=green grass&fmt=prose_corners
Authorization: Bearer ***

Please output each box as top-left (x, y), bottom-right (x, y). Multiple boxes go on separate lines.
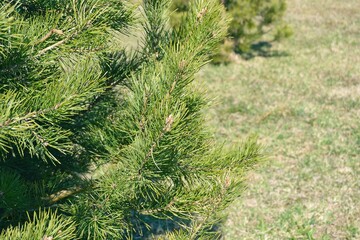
top-left (198, 0), bottom-right (360, 239)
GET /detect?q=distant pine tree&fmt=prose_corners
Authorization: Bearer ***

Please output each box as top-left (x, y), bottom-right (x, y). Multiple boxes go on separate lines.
top-left (171, 0), bottom-right (292, 63)
top-left (0, 0), bottom-right (261, 239)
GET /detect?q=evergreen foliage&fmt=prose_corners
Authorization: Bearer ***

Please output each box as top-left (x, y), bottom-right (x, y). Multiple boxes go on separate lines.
top-left (171, 0), bottom-right (292, 62)
top-left (0, 0), bottom-right (261, 239)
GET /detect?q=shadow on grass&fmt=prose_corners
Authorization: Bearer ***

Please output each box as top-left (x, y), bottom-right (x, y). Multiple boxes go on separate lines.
top-left (132, 213), bottom-right (223, 239)
top-left (238, 41), bottom-right (290, 60)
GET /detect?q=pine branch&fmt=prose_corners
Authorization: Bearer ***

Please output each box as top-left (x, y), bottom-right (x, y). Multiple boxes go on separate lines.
top-left (0, 209), bottom-right (77, 240)
top-left (138, 114), bottom-right (174, 176)
top-left (0, 100), bottom-right (64, 129)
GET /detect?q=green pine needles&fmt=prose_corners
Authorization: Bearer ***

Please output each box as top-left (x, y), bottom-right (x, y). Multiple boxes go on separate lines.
top-left (0, 0), bottom-right (262, 239)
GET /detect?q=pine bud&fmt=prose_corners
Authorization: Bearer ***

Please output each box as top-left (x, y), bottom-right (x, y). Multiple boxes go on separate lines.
top-left (164, 115), bottom-right (174, 132)
top-left (42, 236), bottom-right (53, 240)
top-left (179, 60), bottom-right (187, 71)
top-left (197, 8), bottom-right (208, 22)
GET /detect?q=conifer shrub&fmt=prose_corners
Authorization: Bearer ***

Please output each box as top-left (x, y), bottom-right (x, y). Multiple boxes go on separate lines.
top-left (0, 0), bottom-right (262, 239)
top-left (171, 0), bottom-right (292, 63)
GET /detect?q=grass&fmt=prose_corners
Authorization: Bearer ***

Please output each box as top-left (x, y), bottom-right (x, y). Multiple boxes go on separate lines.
top-left (198, 0), bottom-right (360, 239)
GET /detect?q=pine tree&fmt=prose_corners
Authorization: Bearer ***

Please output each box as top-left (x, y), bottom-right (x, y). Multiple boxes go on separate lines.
top-left (0, 0), bottom-right (262, 239)
top-left (171, 0), bottom-right (292, 62)
top-left (224, 0), bottom-right (292, 53)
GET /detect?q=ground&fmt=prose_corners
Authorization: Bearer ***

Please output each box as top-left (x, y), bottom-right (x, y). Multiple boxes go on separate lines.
top-left (199, 0), bottom-right (360, 239)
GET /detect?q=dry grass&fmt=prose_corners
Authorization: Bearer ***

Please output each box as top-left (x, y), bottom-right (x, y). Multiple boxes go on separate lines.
top-left (199, 0), bottom-right (360, 239)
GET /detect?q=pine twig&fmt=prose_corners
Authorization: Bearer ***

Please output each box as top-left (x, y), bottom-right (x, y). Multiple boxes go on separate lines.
top-left (48, 187), bottom-right (83, 204)
top-left (138, 114), bottom-right (174, 176)
top-left (36, 39), bottom-right (67, 56)
top-left (34, 29), bottom-right (64, 45)
top-left (0, 102), bottom-right (63, 129)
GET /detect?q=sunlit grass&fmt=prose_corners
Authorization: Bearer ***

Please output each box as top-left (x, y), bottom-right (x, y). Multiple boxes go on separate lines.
top-left (199, 0), bottom-right (360, 238)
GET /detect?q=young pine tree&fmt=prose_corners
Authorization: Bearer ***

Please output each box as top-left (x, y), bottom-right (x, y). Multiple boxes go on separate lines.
top-left (0, 0), bottom-right (261, 239)
top-left (171, 0), bottom-right (292, 62)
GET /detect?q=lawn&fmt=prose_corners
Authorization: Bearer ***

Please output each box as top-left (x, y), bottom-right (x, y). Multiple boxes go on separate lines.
top-left (198, 0), bottom-right (360, 239)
